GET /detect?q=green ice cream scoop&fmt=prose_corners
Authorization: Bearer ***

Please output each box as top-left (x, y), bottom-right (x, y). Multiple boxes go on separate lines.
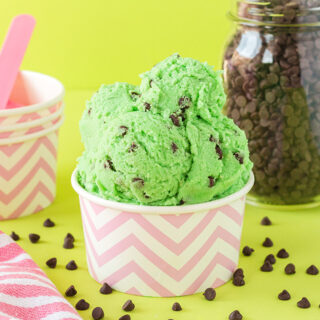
top-left (78, 54), bottom-right (253, 205)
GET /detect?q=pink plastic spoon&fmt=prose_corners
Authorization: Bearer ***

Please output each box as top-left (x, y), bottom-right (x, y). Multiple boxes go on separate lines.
top-left (0, 15), bottom-right (36, 110)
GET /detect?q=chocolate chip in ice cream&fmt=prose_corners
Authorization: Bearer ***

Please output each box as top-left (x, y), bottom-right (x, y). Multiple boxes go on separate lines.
top-left (171, 142), bottom-right (178, 153)
top-left (215, 145), bottom-right (223, 160)
top-left (120, 126), bottom-right (128, 137)
top-left (233, 152), bottom-right (244, 164)
top-left (132, 177), bottom-right (144, 186)
top-left (208, 176), bottom-right (215, 188)
top-left (170, 114), bottom-right (180, 127)
top-left (128, 143), bottom-right (138, 153)
top-left (144, 102), bottom-right (151, 111)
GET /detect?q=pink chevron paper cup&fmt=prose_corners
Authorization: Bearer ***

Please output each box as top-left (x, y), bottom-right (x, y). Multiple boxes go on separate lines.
top-left (0, 70), bottom-right (64, 127)
top-left (0, 117), bottom-right (63, 220)
top-left (72, 170), bottom-right (254, 297)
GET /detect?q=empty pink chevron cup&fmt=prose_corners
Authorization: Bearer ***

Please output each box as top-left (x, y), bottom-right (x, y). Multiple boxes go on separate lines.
top-left (72, 170), bottom-right (254, 297)
top-left (0, 71), bottom-right (64, 220)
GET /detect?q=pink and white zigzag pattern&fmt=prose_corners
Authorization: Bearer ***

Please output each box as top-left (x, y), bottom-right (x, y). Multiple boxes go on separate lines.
top-left (0, 102), bottom-right (63, 127)
top-left (0, 132), bottom-right (59, 220)
top-left (80, 196), bottom-right (246, 297)
top-left (0, 231), bottom-right (81, 320)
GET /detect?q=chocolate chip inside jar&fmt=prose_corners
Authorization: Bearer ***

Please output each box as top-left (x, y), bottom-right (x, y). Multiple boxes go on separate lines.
top-left (223, 1), bottom-right (320, 206)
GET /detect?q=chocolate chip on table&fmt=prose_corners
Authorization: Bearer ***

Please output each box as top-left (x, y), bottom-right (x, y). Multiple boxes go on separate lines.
top-left (265, 254), bottom-right (276, 264)
top-left (233, 268), bottom-right (244, 279)
top-left (66, 260), bottom-right (78, 270)
top-left (75, 299), bottom-right (90, 311)
top-left (29, 233), bottom-right (40, 243)
top-left (215, 145), bottom-right (223, 160)
top-left (208, 176), bottom-right (215, 188)
top-left (119, 315), bottom-right (130, 320)
top-left (43, 218), bottom-right (55, 227)
top-left (233, 276), bottom-right (245, 286)
top-left (261, 216), bottom-right (272, 226)
top-left (297, 297), bottom-right (311, 309)
top-left (65, 285), bottom-right (77, 297)
top-left (46, 258), bottom-right (57, 269)
top-left (92, 307), bottom-right (104, 320)
top-left (277, 249), bottom-right (289, 258)
top-left (170, 114), bottom-right (180, 127)
top-left (132, 177), bottom-right (144, 186)
top-left (278, 290), bottom-right (291, 301)
top-left (262, 237), bottom-right (273, 247)
top-left (63, 237), bottom-right (74, 249)
top-left (306, 265), bottom-right (319, 275)
top-left (144, 102), bottom-right (151, 111)
top-left (65, 233), bottom-right (75, 242)
top-left (100, 282), bottom-right (113, 294)
top-left (128, 142), bottom-right (138, 153)
top-left (122, 300), bottom-right (135, 312)
top-left (261, 260), bottom-right (273, 272)
top-left (242, 246), bottom-right (254, 256)
top-left (233, 152), bottom-right (244, 164)
top-left (10, 231), bottom-right (19, 241)
top-left (229, 310), bottom-right (243, 320)
top-left (171, 142), bottom-right (178, 153)
top-left (285, 263), bottom-right (296, 274)
top-left (203, 288), bottom-right (216, 301)
top-left (120, 126), bottom-right (128, 137)
top-left (172, 302), bottom-right (182, 311)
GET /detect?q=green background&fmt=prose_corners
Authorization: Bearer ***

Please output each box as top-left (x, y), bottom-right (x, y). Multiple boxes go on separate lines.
top-left (1, 1), bottom-right (320, 320)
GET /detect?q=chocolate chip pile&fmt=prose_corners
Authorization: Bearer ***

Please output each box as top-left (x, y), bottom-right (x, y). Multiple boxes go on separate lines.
top-left (224, 0), bottom-right (320, 205)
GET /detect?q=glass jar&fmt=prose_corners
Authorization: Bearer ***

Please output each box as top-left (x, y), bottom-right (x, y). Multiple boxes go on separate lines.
top-left (223, 0), bottom-right (320, 207)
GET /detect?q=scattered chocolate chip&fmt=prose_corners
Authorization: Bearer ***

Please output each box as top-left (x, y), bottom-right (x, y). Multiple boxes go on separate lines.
top-left (203, 288), bottom-right (216, 301)
top-left (119, 315), bottom-right (130, 320)
top-left (29, 233), bottom-right (40, 243)
top-left (215, 145), bottom-right (223, 160)
top-left (233, 276), bottom-right (245, 286)
top-left (261, 260), bottom-right (273, 272)
top-left (179, 199), bottom-right (185, 205)
top-left (278, 289), bottom-right (291, 300)
top-left (262, 237), bottom-right (273, 247)
top-left (208, 176), bottom-right (215, 188)
top-left (66, 260), bottom-right (77, 270)
top-left (92, 307), bottom-right (104, 320)
top-left (306, 265), bottom-right (319, 275)
top-left (143, 192), bottom-right (150, 199)
top-left (144, 102), bottom-right (151, 111)
top-left (65, 285), bottom-right (77, 297)
top-left (261, 216), bottom-right (272, 225)
top-left (233, 268), bottom-right (244, 279)
top-left (265, 254), bottom-right (276, 264)
top-left (75, 299), bottom-right (90, 311)
top-left (132, 177), bottom-right (144, 186)
top-left (128, 143), bottom-right (138, 153)
top-left (277, 249), bottom-right (289, 258)
top-left (64, 237), bottom-right (74, 249)
top-left (234, 152), bottom-right (244, 164)
top-left (122, 300), bottom-right (135, 312)
top-left (100, 282), bottom-right (113, 294)
top-left (171, 142), bottom-right (178, 153)
top-left (120, 126), bottom-right (128, 137)
top-left (65, 233), bottom-right (75, 242)
top-left (43, 218), bottom-right (55, 227)
top-left (46, 258), bottom-right (57, 269)
top-left (10, 231), bottom-right (19, 241)
top-left (285, 263), bottom-right (296, 274)
top-left (170, 114), bottom-right (180, 127)
top-left (172, 302), bottom-right (182, 311)
top-left (297, 297), bottom-right (311, 309)
top-left (242, 246), bottom-right (254, 256)
top-left (229, 310), bottom-right (243, 320)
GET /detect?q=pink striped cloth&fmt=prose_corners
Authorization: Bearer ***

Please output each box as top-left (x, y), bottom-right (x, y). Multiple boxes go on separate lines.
top-left (0, 231), bottom-right (81, 320)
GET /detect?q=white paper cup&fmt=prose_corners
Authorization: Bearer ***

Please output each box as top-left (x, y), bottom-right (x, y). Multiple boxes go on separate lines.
top-left (0, 116), bottom-right (63, 220)
top-left (72, 170), bottom-right (254, 297)
top-left (0, 71), bottom-right (64, 126)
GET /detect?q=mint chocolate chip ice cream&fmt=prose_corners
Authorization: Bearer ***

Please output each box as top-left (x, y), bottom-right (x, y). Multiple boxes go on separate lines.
top-left (77, 54), bottom-right (252, 205)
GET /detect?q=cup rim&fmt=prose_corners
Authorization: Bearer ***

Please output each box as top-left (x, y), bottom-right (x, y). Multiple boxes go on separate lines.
top-left (0, 116), bottom-right (64, 146)
top-left (71, 170), bottom-right (254, 215)
top-left (0, 103), bottom-right (64, 132)
top-left (0, 70), bottom-right (65, 117)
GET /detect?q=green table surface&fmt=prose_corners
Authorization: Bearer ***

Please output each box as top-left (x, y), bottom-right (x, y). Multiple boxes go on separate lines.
top-left (1, 90), bottom-right (320, 320)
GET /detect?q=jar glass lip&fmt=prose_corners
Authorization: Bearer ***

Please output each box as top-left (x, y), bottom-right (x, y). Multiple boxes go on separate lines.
top-left (229, 0), bottom-right (320, 27)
